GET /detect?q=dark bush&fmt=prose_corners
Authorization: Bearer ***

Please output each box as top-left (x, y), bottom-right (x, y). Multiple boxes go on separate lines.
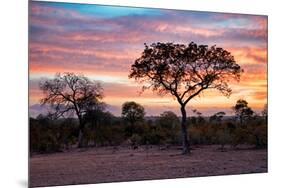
top-left (30, 116), bottom-right (78, 153)
top-left (30, 109), bottom-right (267, 154)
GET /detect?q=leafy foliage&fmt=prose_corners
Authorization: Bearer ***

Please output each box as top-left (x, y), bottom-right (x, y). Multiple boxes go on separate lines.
top-left (233, 99), bottom-right (254, 126)
top-left (32, 73), bottom-right (266, 155)
top-left (30, 115), bottom-right (78, 153)
top-left (129, 42), bottom-right (243, 104)
top-left (122, 101), bottom-right (145, 124)
top-left (129, 42), bottom-right (243, 154)
top-left (122, 101), bottom-right (145, 137)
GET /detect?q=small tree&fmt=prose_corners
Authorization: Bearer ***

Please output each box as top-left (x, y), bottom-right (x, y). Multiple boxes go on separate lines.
top-left (233, 99), bottom-right (254, 126)
top-left (157, 111), bottom-right (181, 145)
top-left (261, 104), bottom-right (268, 122)
top-left (191, 109), bottom-right (205, 126)
top-left (129, 42), bottom-right (242, 154)
top-left (209, 111), bottom-right (226, 124)
top-left (158, 111), bottom-right (180, 129)
top-left (83, 102), bottom-right (106, 130)
top-left (39, 72), bottom-right (103, 148)
top-left (121, 101), bottom-right (145, 136)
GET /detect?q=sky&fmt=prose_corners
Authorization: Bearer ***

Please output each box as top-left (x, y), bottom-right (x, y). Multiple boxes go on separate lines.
top-left (29, 1), bottom-right (267, 117)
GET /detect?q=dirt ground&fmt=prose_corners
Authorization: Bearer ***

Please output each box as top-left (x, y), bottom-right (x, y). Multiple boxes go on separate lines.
top-left (29, 145), bottom-right (267, 187)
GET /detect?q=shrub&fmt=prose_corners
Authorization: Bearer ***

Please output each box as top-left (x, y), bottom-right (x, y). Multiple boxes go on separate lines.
top-left (129, 134), bottom-right (142, 148)
top-left (231, 127), bottom-right (252, 147)
top-left (216, 127), bottom-right (232, 150)
top-left (252, 124), bottom-right (267, 148)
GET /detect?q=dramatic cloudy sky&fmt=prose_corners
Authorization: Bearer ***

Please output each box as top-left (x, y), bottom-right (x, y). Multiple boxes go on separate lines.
top-left (29, 1), bottom-right (267, 117)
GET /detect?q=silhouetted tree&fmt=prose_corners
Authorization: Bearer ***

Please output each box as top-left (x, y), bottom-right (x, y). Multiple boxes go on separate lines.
top-left (209, 111), bottom-right (226, 124)
top-left (122, 101), bottom-right (145, 136)
top-left (129, 42), bottom-right (242, 154)
top-left (158, 111), bottom-right (180, 129)
top-left (233, 99), bottom-right (254, 126)
top-left (157, 111), bottom-right (181, 145)
top-left (39, 72), bottom-right (103, 148)
top-left (191, 109), bottom-right (205, 126)
top-left (83, 105), bottom-right (118, 146)
top-left (83, 102), bottom-right (106, 129)
top-left (261, 104), bottom-right (268, 122)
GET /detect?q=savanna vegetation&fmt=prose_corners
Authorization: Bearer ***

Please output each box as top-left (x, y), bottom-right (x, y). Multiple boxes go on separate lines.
top-left (30, 42), bottom-right (267, 155)
top-left (30, 98), bottom-right (267, 154)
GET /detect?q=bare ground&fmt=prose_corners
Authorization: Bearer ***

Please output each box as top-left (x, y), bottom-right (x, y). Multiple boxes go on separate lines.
top-left (30, 145), bottom-right (267, 187)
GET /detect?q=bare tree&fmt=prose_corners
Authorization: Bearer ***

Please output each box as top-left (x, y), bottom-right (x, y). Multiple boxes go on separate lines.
top-left (39, 72), bottom-right (103, 148)
top-left (129, 42), bottom-right (242, 154)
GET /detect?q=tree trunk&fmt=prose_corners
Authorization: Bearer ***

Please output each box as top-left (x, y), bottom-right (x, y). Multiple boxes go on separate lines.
top-left (78, 129), bottom-right (84, 148)
top-left (181, 106), bottom-right (190, 154)
top-left (77, 117), bottom-right (85, 148)
top-left (240, 115), bottom-right (243, 126)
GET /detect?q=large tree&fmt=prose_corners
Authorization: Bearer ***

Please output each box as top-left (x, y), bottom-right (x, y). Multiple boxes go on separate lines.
top-left (39, 72), bottom-right (103, 148)
top-left (129, 42), bottom-right (242, 154)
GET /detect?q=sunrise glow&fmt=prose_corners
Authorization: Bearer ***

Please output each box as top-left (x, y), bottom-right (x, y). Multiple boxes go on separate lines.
top-left (29, 1), bottom-right (267, 117)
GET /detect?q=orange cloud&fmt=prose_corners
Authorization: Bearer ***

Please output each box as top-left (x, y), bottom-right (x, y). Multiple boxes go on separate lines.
top-left (29, 2), bottom-right (267, 116)
top-left (252, 91), bottom-right (267, 100)
top-left (227, 47), bottom-right (267, 65)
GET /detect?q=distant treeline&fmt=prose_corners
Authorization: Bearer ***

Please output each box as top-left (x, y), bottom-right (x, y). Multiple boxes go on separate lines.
top-left (30, 101), bottom-right (267, 154)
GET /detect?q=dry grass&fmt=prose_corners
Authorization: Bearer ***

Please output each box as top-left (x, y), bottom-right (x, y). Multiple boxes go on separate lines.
top-left (30, 145), bottom-right (267, 187)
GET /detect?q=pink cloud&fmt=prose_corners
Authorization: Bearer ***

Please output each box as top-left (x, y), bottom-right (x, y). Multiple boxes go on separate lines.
top-left (29, 2), bottom-right (267, 116)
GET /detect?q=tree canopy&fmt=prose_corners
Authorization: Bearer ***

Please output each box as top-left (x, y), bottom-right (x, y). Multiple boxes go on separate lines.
top-left (121, 101), bottom-right (145, 125)
top-left (40, 72), bottom-right (103, 119)
top-left (129, 42), bottom-right (243, 106)
top-left (39, 72), bottom-right (103, 147)
top-left (129, 42), bottom-right (243, 154)
top-left (158, 111), bottom-right (180, 129)
top-left (209, 111), bottom-right (226, 123)
top-left (233, 99), bottom-right (254, 125)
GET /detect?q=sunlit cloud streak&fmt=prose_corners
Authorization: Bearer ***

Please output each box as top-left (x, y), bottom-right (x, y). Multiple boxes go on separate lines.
top-left (29, 1), bottom-right (267, 116)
